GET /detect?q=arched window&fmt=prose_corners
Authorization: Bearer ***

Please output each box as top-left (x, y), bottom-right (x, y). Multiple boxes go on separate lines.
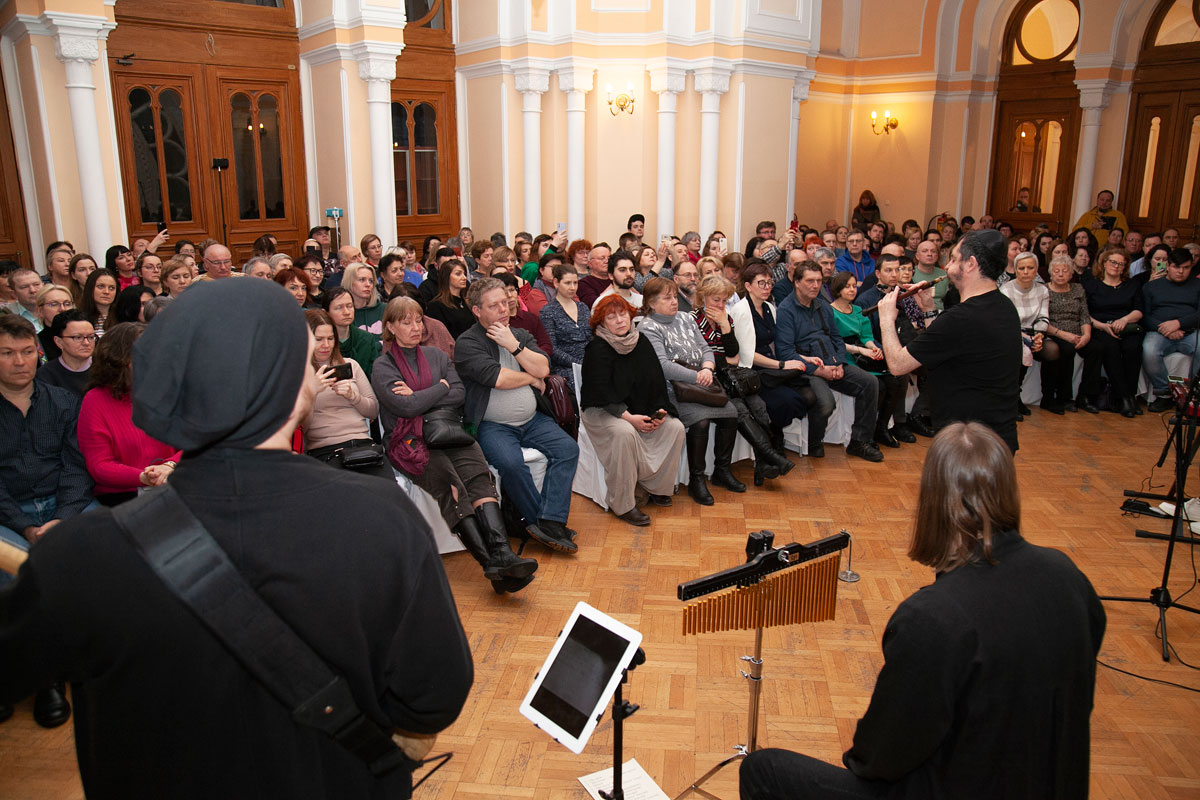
top-left (987, 0), bottom-right (1082, 234)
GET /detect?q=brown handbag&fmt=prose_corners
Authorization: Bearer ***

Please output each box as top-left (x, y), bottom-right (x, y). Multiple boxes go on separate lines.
top-left (671, 359), bottom-right (730, 407)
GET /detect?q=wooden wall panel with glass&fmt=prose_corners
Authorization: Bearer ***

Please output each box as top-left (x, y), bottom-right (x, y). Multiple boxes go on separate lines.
top-left (988, 0), bottom-right (1081, 236)
top-left (0, 61), bottom-right (31, 267)
top-left (1119, 0), bottom-right (1200, 242)
top-left (108, 0), bottom-right (307, 262)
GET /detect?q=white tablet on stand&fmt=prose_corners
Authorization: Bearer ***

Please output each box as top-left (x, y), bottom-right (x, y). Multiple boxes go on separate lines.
top-left (518, 602), bottom-right (643, 754)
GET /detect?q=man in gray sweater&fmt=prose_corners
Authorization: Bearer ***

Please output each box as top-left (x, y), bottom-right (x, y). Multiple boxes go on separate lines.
top-left (454, 278), bottom-right (579, 553)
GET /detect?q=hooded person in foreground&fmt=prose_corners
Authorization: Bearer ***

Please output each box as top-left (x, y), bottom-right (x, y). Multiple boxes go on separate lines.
top-left (0, 278), bottom-right (473, 798)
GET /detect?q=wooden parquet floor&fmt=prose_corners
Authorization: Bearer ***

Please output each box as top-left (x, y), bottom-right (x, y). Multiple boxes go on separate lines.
top-left (3, 408), bottom-right (1199, 799)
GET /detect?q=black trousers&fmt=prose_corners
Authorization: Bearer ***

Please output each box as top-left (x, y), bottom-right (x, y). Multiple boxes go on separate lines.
top-left (740, 749), bottom-right (891, 800)
top-left (1079, 329), bottom-right (1143, 401)
top-left (1040, 336), bottom-right (1076, 404)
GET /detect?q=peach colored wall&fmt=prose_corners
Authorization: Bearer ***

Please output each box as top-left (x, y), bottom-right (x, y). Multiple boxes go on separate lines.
top-left (457, 0), bottom-right (499, 42)
top-left (462, 74), bottom-right (505, 237)
top-left (734, 75), bottom-right (794, 244)
top-left (858, 0), bottom-right (927, 59)
top-left (795, 98), bottom-right (851, 224)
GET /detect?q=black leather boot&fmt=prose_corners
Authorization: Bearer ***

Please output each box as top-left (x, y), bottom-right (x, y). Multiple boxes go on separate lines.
top-left (710, 422), bottom-right (746, 493)
top-left (737, 417), bottom-right (793, 480)
top-left (686, 424), bottom-right (714, 505)
top-left (33, 682), bottom-right (70, 729)
top-left (477, 502), bottom-right (539, 579)
top-left (454, 514), bottom-right (536, 593)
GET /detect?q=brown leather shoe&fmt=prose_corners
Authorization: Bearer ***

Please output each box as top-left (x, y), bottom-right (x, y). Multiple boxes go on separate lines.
top-left (616, 508), bottom-right (651, 527)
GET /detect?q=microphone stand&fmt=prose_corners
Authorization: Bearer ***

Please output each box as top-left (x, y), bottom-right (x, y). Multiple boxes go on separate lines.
top-left (599, 648), bottom-right (646, 800)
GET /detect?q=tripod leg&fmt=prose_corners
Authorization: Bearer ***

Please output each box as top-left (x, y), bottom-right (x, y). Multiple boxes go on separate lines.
top-left (1160, 603), bottom-right (1170, 663)
top-left (672, 752), bottom-right (747, 800)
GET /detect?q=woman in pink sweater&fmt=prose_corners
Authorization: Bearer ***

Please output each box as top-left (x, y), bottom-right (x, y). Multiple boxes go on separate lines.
top-left (77, 322), bottom-right (181, 505)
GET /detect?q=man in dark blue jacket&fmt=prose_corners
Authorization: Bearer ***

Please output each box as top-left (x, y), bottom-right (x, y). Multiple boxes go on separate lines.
top-left (1143, 248), bottom-right (1200, 412)
top-left (776, 264), bottom-right (883, 462)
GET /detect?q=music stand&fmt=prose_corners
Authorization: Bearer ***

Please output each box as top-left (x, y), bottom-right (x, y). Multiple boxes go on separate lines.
top-left (1105, 371), bottom-right (1200, 661)
top-left (673, 531), bottom-right (849, 800)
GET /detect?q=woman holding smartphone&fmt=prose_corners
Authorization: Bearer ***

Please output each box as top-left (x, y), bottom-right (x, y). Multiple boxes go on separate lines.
top-left (580, 294), bottom-right (686, 526)
top-left (300, 310), bottom-right (389, 479)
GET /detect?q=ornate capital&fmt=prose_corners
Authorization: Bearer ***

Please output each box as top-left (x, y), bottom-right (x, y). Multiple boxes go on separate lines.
top-left (55, 33), bottom-right (99, 63)
top-left (1074, 78), bottom-right (1114, 111)
top-left (792, 69), bottom-right (816, 104)
top-left (42, 13), bottom-right (115, 65)
top-left (558, 65), bottom-right (594, 95)
top-left (649, 67), bottom-right (686, 95)
top-left (515, 68), bottom-right (551, 95)
top-left (693, 67), bottom-right (731, 96)
top-left (351, 43), bottom-right (403, 83)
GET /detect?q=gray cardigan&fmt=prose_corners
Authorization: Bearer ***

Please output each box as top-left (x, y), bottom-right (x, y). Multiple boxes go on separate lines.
top-left (371, 345), bottom-right (465, 435)
top-left (638, 311), bottom-right (713, 383)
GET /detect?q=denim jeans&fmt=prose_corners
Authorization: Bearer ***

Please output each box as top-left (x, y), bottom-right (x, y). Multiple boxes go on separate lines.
top-left (0, 495), bottom-right (101, 584)
top-left (476, 412), bottom-right (579, 525)
top-left (1142, 330), bottom-right (1199, 396)
top-left (806, 363), bottom-right (880, 443)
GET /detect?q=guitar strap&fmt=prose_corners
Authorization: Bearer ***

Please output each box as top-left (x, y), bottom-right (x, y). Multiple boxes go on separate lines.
top-left (110, 485), bottom-right (409, 777)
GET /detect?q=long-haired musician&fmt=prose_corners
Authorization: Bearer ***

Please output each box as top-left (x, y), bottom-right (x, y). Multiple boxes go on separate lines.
top-left (740, 422), bottom-right (1105, 799)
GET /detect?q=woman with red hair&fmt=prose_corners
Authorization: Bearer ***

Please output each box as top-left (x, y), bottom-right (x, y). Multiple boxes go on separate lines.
top-left (579, 293), bottom-right (686, 526)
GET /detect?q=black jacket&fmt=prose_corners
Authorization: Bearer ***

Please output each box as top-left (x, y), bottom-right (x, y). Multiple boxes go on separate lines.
top-left (844, 530), bottom-right (1105, 799)
top-left (0, 447), bottom-right (473, 799)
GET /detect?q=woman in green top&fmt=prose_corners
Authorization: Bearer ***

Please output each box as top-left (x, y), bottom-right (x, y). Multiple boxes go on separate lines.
top-left (343, 263), bottom-right (385, 339)
top-left (828, 271), bottom-right (910, 449)
top-left (828, 271), bottom-right (884, 371)
top-left (323, 287), bottom-right (382, 380)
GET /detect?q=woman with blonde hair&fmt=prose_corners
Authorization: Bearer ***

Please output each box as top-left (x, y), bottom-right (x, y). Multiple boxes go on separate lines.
top-left (342, 262), bottom-right (385, 337)
top-left (372, 296), bottom-right (537, 594)
top-left (693, 273), bottom-right (795, 485)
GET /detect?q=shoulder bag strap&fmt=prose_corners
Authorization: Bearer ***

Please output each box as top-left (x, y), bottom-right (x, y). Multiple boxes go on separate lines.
top-left (110, 486), bottom-right (407, 777)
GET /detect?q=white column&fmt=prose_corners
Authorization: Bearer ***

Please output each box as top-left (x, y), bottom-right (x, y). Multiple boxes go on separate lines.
top-left (786, 71), bottom-right (815, 225)
top-left (515, 68), bottom-right (549, 235)
top-left (355, 46), bottom-right (403, 247)
top-left (51, 21), bottom-right (115, 253)
top-left (694, 68), bottom-right (731, 239)
top-left (558, 66), bottom-right (594, 240)
top-left (1071, 80), bottom-right (1112, 223)
top-left (651, 67), bottom-right (685, 240)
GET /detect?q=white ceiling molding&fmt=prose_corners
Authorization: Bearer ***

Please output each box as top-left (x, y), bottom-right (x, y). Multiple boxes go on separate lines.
top-left (300, 42), bottom-right (358, 67)
top-left (455, 28), bottom-right (816, 56)
top-left (743, 0), bottom-right (813, 44)
top-left (297, 6), bottom-right (407, 41)
top-left (459, 55), bottom-right (813, 84)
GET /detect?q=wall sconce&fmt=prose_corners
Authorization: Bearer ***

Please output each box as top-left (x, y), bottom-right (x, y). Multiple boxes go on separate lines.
top-left (870, 110), bottom-right (898, 135)
top-left (607, 82), bottom-right (635, 116)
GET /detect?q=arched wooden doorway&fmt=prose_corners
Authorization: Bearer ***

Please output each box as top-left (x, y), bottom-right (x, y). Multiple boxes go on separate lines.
top-left (987, 0), bottom-right (1082, 236)
top-left (1119, 0), bottom-right (1200, 242)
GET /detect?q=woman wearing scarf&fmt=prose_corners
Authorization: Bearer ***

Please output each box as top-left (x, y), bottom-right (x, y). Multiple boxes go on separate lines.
top-left (580, 294), bottom-right (686, 526)
top-left (372, 296), bottom-right (537, 594)
top-left (639, 277), bottom-right (743, 506)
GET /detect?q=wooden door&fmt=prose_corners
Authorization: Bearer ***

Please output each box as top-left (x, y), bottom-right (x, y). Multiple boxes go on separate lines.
top-left (391, 85), bottom-right (459, 245)
top-left (988, 96), bottom-right (1080, 236)
top-left (210, 69), bottom-right (307, 261)
top-left (1121, 89), bottom-right (1200, 241)
top-left (0, 61), bottom-right (31, 267)
top-left (111, 63), bottom-right (211, 247)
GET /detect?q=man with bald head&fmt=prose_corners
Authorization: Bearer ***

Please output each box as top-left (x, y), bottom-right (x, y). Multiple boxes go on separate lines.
top-left (576, 243), bottom-right (613, 308)
top-left (200, 244), bottom-right (235, 281)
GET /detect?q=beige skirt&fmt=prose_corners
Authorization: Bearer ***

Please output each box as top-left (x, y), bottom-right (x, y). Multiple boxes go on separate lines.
top-left (581, 407), bottom-right (687, 514)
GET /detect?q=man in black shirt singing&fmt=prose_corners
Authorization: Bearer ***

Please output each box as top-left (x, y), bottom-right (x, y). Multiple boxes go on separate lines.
top-left (877, 229), bottom-right (1021, 451)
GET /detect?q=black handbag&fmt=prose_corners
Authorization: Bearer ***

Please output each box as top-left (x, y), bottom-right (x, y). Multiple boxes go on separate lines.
top-left (718, 365), bottom-right (761, 397)
top-left (757, 367), bottom-right (809, 389)
top-left (1116, 322), bottom-right (1145, 338)
top-left (422, 407), bottom-right (475, 449)
top-left (340, 442), bottom-right (385, 470)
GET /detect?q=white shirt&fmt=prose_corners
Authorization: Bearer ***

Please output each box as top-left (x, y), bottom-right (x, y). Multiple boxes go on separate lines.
top-left (592, 284), bottom-right (643, 311)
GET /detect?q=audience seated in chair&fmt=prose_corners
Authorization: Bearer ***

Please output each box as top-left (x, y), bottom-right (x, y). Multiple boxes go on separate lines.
top-left (373, 296), bottom-right (538, 594)
top-left (1142, 248), bottom-right (1200, 413)
top-left (579, 294), bottom-right (687, 526)
top-left (453, 277), bottom-right (580, 554)
top-left (776, 263), bottom-right (884, 462)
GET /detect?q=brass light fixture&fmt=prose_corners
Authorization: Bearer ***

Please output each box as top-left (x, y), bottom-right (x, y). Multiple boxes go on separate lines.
top-left (870, 109), bottom-right (898, 135)
top-left (607, 82), bottom-right (636, 116)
